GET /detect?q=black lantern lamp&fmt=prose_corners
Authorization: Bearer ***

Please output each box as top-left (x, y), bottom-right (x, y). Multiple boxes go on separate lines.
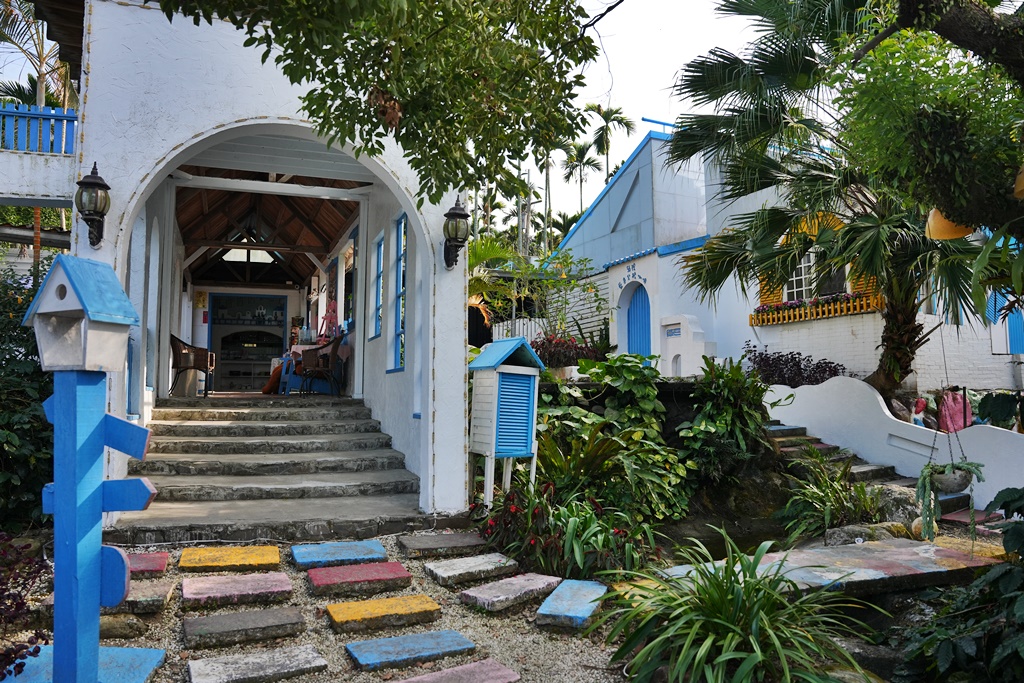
top-left (75, 163), bottom-right (111, 248)
top-left (442, 197), bottom-right (471, 270)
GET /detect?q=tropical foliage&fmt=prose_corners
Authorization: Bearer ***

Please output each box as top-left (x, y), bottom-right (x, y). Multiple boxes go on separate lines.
top-left (596, 528), bottom-right (874, 683)
top-left (562, 139), bottom-right (602, 212)
top-left (584, 103), bottom-right (635, 183)
top-left (742, 341), bottom-right (847, 388)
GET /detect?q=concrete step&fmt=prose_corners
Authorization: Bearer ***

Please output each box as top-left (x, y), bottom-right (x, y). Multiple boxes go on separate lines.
top-left (148, 432), bottom-right (392, 455)
top-left (400, 659), bottom-right (521, 683)
top-left (150, 469), bottom-right (419, 502)
top-left (771, 435), bottom-right (822, 449)
top-left (147, 418), bottom-right (381, 438)
top-left (181, 573), bottom-right (292, 610)
top-left (130, 448), bottom-right (406, 476)
top-left (326, 594), bottom-right (441, 632)
top-left (291, 540), bottom-right (388, 569)
top-left (398, 532), bottom-right (487, 559)
top-left (105, 493), bottom-right (432, 544)
top-left (536, 580), bottom-right (607, 629)
top-left (848, 463), bottom-right (897, 483)
top-left (780, 443), bottom-right (840, 459)
top-left (345, 630), bottom-right (476, 671)
top-left (150, 405), bottom-right (372, 422)
top-left (187, 644), bottom-right (327, 683)
top-left (765, 424), bottom-right (807, 437)
top-left (307, 561), bottom-right (413, 597)
top-left (183, 607), bottom-right (306, 648)
top-left (156, 396), bottom-right (361, 409)
top-left (425, 553), bottom-right (519, 588)
top-left (179, 546), bottom-right (280, 572)
top-left (458, 573), bottom-right (561, 612)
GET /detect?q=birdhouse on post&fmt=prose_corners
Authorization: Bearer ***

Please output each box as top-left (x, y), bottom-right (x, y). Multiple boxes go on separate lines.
top-left (469, 337), bottom-right (545, 507)
top-left (21, 255), bottom-right (164, 683)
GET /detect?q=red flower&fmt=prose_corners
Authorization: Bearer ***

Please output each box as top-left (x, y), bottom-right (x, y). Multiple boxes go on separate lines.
top-left (488, 519), bottom-right (496, 526)
top-left (529, 538), bottom-right (536, 545)
top-left (533, 507), bottom-right (540, 515)
top-left (509, 505), bottom-right (519, 513)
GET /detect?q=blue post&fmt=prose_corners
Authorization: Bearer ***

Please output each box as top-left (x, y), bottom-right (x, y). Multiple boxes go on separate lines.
top-left (52, 370), bottom-right (106, 683)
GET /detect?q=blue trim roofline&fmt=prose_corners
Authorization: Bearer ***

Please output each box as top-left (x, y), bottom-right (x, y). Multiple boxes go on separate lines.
top-left (545, 130), bottom-right (672, 266)
top-left (603, 247), bottom-right (658, 270)
top-left (657, 235), bottom-right (710, 257)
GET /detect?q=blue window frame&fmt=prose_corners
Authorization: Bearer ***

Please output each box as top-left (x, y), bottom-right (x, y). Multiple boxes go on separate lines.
top-left (372, 236), bottom-right (384, 339)
top-left (393, 214), bottom-right (407, 369)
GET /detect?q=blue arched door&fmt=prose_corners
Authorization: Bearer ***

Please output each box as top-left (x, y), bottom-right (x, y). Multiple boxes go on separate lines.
top-left (627, 285), bottom-right (651, 359)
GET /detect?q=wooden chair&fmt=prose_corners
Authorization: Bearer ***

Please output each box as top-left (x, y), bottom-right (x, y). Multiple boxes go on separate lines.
top-left (170, 335), bottom-right (215, 397)
top-left (299, 337), bottom-right (349, 396)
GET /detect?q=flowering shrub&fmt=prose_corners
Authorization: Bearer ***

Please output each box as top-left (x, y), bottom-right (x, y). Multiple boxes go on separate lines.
top-left (742, 342), bottom-right (847, 387)
top-left (530, 334), bottom-right (600, 368)
top-left (753, 290), bottom-right (868, 314)
top-left (475, 484), bottom-right (659, 579)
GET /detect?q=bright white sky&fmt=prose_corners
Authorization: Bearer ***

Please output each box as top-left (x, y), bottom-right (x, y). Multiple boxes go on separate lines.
top-left (0, 0), bottom-right (753, 218)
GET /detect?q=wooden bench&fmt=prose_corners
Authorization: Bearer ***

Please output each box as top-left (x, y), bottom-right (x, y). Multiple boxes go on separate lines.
top-left (170, 335), bottom-right (215, 397)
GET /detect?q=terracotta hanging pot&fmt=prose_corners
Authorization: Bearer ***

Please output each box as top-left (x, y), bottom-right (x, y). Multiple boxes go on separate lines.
top-left (930, 468), bottom-right (973, 494)
top-left (925, 209), bottom-right (973, 240)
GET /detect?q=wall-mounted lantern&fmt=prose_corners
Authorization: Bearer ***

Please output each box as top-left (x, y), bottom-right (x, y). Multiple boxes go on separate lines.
top-left (442, 197), bottom-right (470, 270)
top-left (75, 163), bottom-right (111, 249)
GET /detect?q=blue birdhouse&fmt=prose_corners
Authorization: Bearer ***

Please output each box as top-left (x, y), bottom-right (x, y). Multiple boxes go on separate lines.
top-left (22, 254), bottom-right (138, 372)
top-left (469, 337), bottom-right (545, 506)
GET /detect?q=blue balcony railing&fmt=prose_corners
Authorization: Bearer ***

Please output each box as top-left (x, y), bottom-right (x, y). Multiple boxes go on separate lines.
top-left (0, 103), bottom-right (76, 154)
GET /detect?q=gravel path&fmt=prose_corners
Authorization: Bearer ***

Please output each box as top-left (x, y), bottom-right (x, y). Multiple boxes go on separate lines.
top-left (30, 533), bottom-right (625, 683)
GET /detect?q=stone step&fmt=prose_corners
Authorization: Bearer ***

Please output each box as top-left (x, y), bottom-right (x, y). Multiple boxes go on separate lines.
top-left (181, 573), bottom-right (292, 609)
top-left (188, 644), bottom-right (328, 683)
top-left (399, 532), bottom-right (487, 559)
top-left (179, 546), bottom-right (280, 572)
top-left (771, 435), bottom-right (822, 449)
top-left (424, 553), bottom-right (519, 588)
top-left (147, 418), bottom-right (381, 438)
top-left (940, 508), bottom-right (1004, 526)
top-left (41, 579), bottom-right (176, 617)
top-left (848, 463), bottom-right (897, 483)
top-left (105, 493), bottom-right (430, 544)
top-left (765, 424), bottom-right (807, 437)
top-left (130, 448), bottom-right (406, 476)
top-left (147, 432), bottom-right (392, 455)
top-left (780, 443), bottom-right (840, 458)
top-left (150, 469), bottom-right (419, 502)
top-left (307, 561), bottom-right (412, 597)
top-left (401, 658), bottom-right (521, 683)
top-left (156, 396), bottom-right (361, 409)
top-left (326, 594), bottom-right (441, 632)
top-left (535, 580), bottom-right (607, 629)
top-left (458, 573), bottom-right (561, 612)
top-left (183, 607), bottom-right (306, 648)
top-left (127, 552), bottom-right (168, 578)
top-left (150, 405), bottom-right (372, 422)
top-left (346, 630), bottom-right (476, 671)
top-left (291, 539), bottom-right (388, 569)
top-left (885, 477), bottom-right (971, 514)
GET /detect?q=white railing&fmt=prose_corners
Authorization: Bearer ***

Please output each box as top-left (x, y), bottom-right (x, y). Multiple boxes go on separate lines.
top-left (766, 376), bottom-right (1024, 508)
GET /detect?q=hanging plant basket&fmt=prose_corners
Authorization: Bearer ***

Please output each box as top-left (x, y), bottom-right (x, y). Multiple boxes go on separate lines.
top-left (930, 469), bottom-right (974, 494)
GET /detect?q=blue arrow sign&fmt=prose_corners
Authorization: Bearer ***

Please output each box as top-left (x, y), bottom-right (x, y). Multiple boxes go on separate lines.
top-left (102, 478), bottom-right (157, 512)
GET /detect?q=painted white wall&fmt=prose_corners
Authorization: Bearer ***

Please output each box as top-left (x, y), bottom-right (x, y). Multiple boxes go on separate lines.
top-left (652, 146), bottom-right (706, 245)
top-left (752, 313), bottom-right (886, 379)
top-left (766, 376), bottom-right (1024, 509)
top-left (912, 315), bottom-right (1021, 391)
top-left (0, 151), bottom-right (74, 209)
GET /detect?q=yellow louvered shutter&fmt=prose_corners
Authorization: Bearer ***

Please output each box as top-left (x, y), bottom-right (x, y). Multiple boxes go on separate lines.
top-left (759, 277), bottom-right (783, 306)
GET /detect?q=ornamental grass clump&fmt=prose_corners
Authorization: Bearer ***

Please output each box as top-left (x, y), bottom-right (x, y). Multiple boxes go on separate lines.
top-left (595, 528), bottom-right (877, 683)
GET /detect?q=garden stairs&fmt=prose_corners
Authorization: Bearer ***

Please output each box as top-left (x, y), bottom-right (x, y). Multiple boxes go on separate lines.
top-left (766, 423), bottom-right (973, 515)
top-left (105, 395), bottom-right (440, 544)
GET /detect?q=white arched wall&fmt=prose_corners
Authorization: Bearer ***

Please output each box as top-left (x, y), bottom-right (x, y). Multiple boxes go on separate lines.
top-left (73, 0), bottom-right (468, 513)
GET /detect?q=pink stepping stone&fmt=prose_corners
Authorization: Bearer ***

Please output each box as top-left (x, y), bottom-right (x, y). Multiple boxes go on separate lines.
top-left (181, 572), bottom-right (292, 609)
top-left (307, 561), bottom-right (412, 597)
top-left (941, 509), bottom-right (1004, 525)
top-left (401, 658), bottom-right (521, 682)
top-left (128, 552), bottom-right (169, 578)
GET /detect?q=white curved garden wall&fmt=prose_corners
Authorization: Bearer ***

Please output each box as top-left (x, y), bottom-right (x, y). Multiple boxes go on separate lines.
top-left (765, 376), bottom-right (1024, 508)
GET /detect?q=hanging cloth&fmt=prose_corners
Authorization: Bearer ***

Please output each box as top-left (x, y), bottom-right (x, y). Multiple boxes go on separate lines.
top-left (938, 391), bottom-right (972, 433)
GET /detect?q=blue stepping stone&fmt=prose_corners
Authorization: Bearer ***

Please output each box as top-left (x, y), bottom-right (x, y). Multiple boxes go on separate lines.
top-left (346, 629), bottom-right (476, 671)
top-left (536, 580), bottom-right (607, 629)
top-left (291, 540), bottom-right (388, 568)
top-left (18, 646), bottom-right (165, 683)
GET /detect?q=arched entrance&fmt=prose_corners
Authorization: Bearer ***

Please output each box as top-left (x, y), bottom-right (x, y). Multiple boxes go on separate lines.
top-left (626, 284), bottom-right (651, 358)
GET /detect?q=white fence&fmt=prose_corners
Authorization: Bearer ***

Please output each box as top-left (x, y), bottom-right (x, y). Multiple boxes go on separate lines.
top-left (766, 376), bottom-right (1024, 508)
top-left (492, 318), bottom-right (545, 342)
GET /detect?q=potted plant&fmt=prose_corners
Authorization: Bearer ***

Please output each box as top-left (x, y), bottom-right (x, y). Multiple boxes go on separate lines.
top-left (915, 459), bottom-right (985, 541)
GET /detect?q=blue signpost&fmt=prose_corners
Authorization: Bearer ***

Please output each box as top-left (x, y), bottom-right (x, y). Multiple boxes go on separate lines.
top-left (21, 255), bottom-right (165, 683)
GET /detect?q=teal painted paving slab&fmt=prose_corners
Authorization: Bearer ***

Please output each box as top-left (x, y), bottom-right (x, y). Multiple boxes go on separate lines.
top-left (536, 580), bottom-right (606, 629)
top-left (346, 629), bottom-right (475, 671)
top-left (291, 540), bottom-right (388, 568)
top-left (17, 646), bottom-right (165, 683)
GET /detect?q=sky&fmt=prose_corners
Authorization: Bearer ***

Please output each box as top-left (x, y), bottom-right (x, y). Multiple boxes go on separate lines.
top-left (0, 0), bottom-right (753, 218)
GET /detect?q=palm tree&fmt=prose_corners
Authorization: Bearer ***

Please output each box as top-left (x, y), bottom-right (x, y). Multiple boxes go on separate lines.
top-left (0, 74), bottom-right (60, 105)
top-left (585, 103), bottom-right (635, 183)
top-left (562, 140), bottom-right (602, 214)
top-left (670, 0), bottom-right (980, 402)
top-left (467, 235), bottom-right (515, 326)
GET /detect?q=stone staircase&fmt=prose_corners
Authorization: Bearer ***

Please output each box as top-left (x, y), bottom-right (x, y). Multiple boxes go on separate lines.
top-left (106, 395), bottom-right (431, 544)
top-left (766, 423), bottom-right (973, 515)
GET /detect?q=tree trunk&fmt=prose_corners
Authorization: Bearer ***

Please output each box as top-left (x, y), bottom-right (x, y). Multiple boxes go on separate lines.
top-left (863, 291), bottom-right (925, 403)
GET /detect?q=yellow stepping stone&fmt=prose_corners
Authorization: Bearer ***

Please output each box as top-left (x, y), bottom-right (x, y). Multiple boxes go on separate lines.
top-left (933, 536), bottom-right (1009, 561)
top-left (326, 594), bottom-right (440, 632)
top-left (179, 546), bottom-right (281, 572)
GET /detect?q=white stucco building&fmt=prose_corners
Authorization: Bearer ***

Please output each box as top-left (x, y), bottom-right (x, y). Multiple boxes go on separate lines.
top-left (1, 0), bottom-right (470, 517)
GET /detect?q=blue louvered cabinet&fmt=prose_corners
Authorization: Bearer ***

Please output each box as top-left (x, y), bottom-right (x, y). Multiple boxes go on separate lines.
top-left (468, 337), bottom-right (545, 506)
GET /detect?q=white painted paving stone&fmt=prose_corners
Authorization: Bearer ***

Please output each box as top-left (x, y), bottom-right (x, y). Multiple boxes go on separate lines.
top-left (186, 644), bottom-right (327, 683)
top-left (424, 553), bottom-right (519, 587)
top-left (459, 573), bottom-right (562, 612)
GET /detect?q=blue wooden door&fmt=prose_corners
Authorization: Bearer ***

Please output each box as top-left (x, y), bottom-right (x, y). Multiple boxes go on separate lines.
top-left (495, 372), bottom-right (535, 458)
top-left (627, 286), bottom-right (651, 359)
top-left (988, 292), bottom-right (1024, 354)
